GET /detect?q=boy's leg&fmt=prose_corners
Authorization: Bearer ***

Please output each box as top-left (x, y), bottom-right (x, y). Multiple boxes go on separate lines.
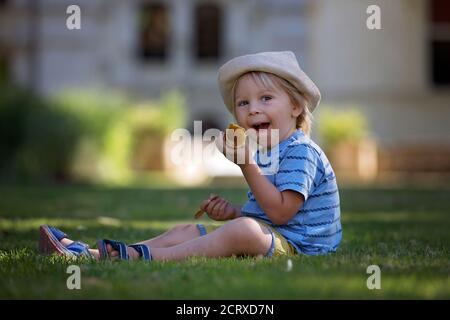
top-left (134, 224), bottom-right (202, 248)
top-left (109, 217), bottom-right (273, 261)
top-left (60, 223), bottom-right (202, 259)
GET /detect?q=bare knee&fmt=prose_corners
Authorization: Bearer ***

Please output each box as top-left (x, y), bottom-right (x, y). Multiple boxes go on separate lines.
top-left (222, 217), bottom-right (271, 252)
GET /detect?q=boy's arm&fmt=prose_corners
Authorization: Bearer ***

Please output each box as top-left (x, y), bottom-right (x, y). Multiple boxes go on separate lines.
top-left (239, 162), bottom-right (304, 225)
top-left (216, 130), bottom-right (303, 224)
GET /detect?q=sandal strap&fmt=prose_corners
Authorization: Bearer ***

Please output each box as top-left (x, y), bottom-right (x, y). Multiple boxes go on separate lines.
top-left (47, 225), bottom-right (67, 241)
top-left (97, 239), bottom-right (129, 260)
top-left (128, 244), bottom-right (152, 261)
top-left (66, 241), bottom-right (93, 258)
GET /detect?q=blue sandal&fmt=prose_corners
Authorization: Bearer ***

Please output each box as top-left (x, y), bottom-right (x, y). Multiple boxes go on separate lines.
top-left (97, 239), bottom-right (152, 261)
top-left (39, 225), bottom-right (93, 259)
top-left (129, 244), bottom-right (152, 260)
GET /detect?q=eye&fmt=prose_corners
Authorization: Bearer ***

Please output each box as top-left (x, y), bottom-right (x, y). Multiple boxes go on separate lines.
top-left (261, 95), bottom-right (272, 102)
top-left (237, 100), bottom-right (248, 107)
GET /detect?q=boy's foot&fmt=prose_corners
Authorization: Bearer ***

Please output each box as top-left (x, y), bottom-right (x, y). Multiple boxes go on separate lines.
top-left (39, 225), bottom-right (98, 259)
top-left (106, 244), bottom-right (140, 260)
top-left (61, 237), bottom-right (100, 260)
top-left (97, 239), bottom-right (152, 261)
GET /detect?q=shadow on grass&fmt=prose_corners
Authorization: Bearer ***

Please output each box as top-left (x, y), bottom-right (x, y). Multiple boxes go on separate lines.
top-left (0, 185), bottom-right (449, 298)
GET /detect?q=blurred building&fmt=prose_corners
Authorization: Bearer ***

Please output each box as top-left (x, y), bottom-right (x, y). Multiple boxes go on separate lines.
top-left (1, 0), bottom-right (449, 181)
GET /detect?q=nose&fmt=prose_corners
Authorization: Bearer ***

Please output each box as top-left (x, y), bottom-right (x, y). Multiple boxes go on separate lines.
top-left (248, 101), bottom-right (262, 115)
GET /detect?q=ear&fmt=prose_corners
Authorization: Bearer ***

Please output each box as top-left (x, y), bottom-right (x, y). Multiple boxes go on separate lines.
top-left (291, 102), bottom-right (302, 118)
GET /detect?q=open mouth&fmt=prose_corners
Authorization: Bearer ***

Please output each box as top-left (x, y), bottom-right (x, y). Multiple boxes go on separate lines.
top-left (252, 122), bottom-right (271, 131)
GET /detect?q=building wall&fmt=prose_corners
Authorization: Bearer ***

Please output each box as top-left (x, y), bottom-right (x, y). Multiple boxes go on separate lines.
top-left (2, 0), bottom-right (449, 146)
top-left (309, 0), bottom-right (450, 145)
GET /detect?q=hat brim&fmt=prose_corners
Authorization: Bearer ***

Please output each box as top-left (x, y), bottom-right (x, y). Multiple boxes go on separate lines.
top-left (218, 51), bottom-right (321, 115)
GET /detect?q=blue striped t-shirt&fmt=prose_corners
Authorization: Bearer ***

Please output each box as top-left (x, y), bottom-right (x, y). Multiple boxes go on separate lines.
top-left (241, 129), bottom-right (342, 255)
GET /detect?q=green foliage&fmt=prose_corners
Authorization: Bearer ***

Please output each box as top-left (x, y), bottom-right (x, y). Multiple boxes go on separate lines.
top-left (158, 90), bottom-right (187, 133)
top-left (52, 89), bottom-right (128, 144)
top-left (15, 104), bottom-right (80, 180)
top-left (128, 90), bottom-right (187, 135)
top-left (52, 89), bottom-right (132, 185)
top-left (317, 107), bottom-right (369, 150)
top-left (0, 85), bottom-right (187, 185)
top-left (0, 84), bottom-right (77, 181)
top-left (0, 85), bottom-right (38, 173)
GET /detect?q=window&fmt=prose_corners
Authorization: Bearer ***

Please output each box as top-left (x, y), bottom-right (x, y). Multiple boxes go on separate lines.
top-left (139, 3), bottom-right (170, 61)
top-left (430, 0), bottom-right (450, 86)
top-left (194, 3), bottom-right (222, 61)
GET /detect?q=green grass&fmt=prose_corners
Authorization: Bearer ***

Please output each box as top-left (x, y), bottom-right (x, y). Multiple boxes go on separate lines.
top-left (0, 184), bottom-right (449, 299)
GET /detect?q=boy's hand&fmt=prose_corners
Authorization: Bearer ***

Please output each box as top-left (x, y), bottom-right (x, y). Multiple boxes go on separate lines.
top-left (199, 194), bottom-right (237, 221)
top-left (215, 131), bottom-right (254, 166)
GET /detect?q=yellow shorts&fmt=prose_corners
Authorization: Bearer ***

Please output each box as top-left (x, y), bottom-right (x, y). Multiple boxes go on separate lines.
top-left (196, 218), bottom-right (296, 257)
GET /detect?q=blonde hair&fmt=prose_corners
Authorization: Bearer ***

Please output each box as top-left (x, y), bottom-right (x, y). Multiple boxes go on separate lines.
top-left (233, 71), bottom-right (313, 136)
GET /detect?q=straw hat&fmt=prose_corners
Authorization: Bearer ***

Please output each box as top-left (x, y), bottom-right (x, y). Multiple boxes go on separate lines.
top-left (218, 51), bottom-right (321, 114)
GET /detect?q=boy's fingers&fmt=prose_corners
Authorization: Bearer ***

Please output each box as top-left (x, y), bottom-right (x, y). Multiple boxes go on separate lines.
top-left (217, 200), bottom-right (228, 218)
top-left (211, 198), bottom-right (226, 218)
top-left (200, 194), bottom-right (218, 210)
top-left (211, 199), bottom-right (225, 216)
top-left (200, 199), bottom-right (210, 211)
top-left (203, 198), bottom-right (216, 213)
top-left (198, 194), bottom-right (220, 218)
top-left (219, 200), bottom-right (228, 220)
top-left (208, 198), bottom-right (224, 216)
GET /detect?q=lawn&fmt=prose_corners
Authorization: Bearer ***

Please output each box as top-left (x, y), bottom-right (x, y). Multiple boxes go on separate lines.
top-left (0, 184), bottom-right (449, 299)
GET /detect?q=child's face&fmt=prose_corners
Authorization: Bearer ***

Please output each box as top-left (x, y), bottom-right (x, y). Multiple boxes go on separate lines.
top-left (234, 73), bottom-right (301, 147)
